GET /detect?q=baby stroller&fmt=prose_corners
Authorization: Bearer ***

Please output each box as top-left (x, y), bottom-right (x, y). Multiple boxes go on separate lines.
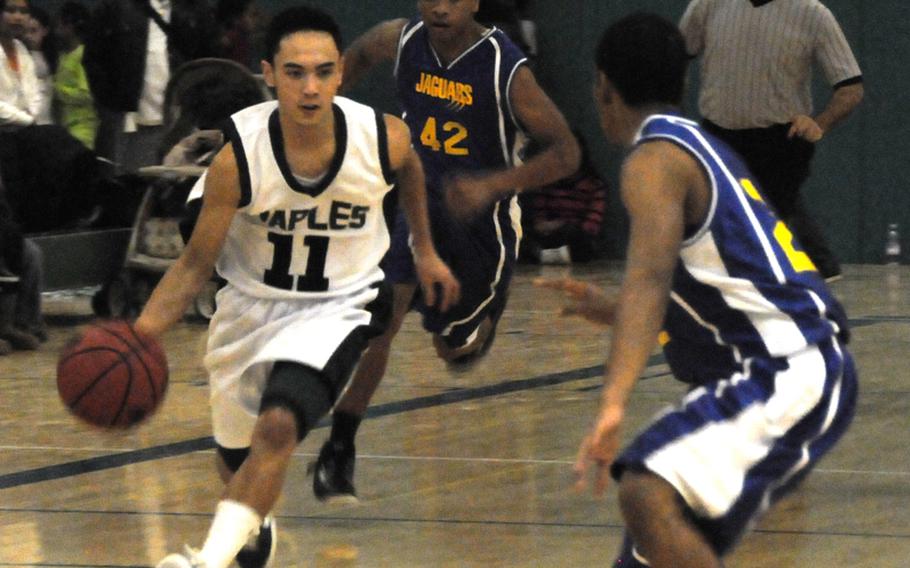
top-left (91, 58), bottom-right (269, 319)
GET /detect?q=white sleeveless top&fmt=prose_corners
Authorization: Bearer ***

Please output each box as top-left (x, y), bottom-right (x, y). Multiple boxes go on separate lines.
top-left (199, 97), bottom-right (396, 299)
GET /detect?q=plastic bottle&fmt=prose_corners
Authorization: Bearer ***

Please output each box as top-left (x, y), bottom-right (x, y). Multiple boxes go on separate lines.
top-left (885, 223), bottom-right (901, 265)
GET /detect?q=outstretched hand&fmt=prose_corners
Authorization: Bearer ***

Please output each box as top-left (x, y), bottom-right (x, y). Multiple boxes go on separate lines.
top-left (574, 403), bottom-right (624, 496)
top-left (534, 277), bottom-right (616, 325)
top-left (415, 252), bottom-right (461, 313)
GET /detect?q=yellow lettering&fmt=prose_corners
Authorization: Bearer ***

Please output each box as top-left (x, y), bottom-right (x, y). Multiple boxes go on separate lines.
top-left (740, 178), bottom-right (764, 202)
top-left (414, 73), bottom-right (474, 107)
top-left (774, 221), bottom-right (817, 273)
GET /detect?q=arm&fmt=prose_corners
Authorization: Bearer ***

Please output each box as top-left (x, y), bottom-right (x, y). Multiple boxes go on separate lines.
top-left (0, 101), bottom-right (34, 127)
top-left (134, 145), bottom-right (240, 338)
top-left (575, 142), bottom-right (692, 495)
top-left (788, 82), bottom-right (864, 142)
top-left (446, 66), bottom-right (580, 218)
top-left (0, 43), bottom-right (37, 126)
top-left (54, 50), bottom-right (94, 106)
top-left (342, 18), bottom-right (408, 92)
top-left (385, 114), bottom-right (460, 312)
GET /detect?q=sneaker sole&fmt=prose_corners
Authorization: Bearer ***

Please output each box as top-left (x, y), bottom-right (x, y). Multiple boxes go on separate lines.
top-left (319, 493), bottom-right (360, 506)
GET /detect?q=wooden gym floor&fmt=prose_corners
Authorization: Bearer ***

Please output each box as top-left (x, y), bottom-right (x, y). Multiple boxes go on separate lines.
top-left (1, 262), bottom-right (908, 567)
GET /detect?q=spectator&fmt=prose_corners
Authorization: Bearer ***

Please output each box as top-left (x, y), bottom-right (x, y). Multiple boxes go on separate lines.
top-left (83, 0), bottom-right (218, 171)
top-left (215, 0), bottom-right (262, 71)
top-left (0, 0), bottom-right (41, 128)
top-left (54, 0), bottom-right (96, 148)
top-left (679, 0), bottom-right (864, 281)
top-left (0, 166), bottom-right (43, 352)
top-left (22, 4), bottom-right (53, 124)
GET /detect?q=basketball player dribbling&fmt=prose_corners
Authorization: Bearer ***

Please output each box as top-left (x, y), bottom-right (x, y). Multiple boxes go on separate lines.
top-left (135, 6), bottom-right (459, 568)
top-left (311, 0), bottom-right (580, 505)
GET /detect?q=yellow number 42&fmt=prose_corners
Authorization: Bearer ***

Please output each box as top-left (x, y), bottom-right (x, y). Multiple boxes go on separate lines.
top-left (420, 117), bottom-right (469, 156)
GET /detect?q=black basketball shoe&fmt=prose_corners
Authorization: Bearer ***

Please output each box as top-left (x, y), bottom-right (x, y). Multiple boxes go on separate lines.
top-left (310, 441), bottom-right (359, 504)
top-left (235, 515), bottom-right (276, 568)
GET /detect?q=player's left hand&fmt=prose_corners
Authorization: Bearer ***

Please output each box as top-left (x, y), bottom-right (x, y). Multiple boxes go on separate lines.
top-left (415, 252), bottom-right (461, 313)
top-left (534, 277), bottom-right (616, 325)
top-left (574, 403), bottom-right (624, 496)
top-left (787, 115), bottom-right (823, 143)
top-left (444, 173), bottom-right (498, 221)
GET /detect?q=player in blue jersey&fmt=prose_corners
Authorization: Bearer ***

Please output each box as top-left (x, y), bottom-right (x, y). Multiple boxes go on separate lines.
top-left (522, 12), bottom-right (858, 568)
top-left (310, 0), bottom-right (580, 502)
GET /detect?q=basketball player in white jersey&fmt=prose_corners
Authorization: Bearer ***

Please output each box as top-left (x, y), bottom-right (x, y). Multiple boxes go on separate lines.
top-left (137, 6), bottom-right (459, 568)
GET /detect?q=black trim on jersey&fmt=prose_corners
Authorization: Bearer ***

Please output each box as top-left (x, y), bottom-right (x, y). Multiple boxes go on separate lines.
top-left (321, 281), bottom-right (393, 399)
top-left (223, 119), bottom-right (252, 207)
top-left (375, 111), bottom-right (395, 185)
top-left (833, 76), bottom-right (863, 90)
top-left (268, 105), bottom-right (348, 198)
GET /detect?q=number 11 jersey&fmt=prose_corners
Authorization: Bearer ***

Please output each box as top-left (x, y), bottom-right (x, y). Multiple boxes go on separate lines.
top-left (211, 97), bottom-right (396, 300)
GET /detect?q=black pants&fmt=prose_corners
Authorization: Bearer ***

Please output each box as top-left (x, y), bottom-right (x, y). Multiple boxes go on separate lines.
top-left (702, 120), bottom-right (840, 278)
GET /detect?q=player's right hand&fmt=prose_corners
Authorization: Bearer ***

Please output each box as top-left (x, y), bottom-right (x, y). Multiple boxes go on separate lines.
top-left (415, 252), bottom-right (461, 313)
top-left (534, 277), bottom-right (616, 325)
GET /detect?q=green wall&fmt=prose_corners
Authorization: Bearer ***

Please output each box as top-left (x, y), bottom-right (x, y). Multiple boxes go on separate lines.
top-left (34, 0), bottom-right (909, 262)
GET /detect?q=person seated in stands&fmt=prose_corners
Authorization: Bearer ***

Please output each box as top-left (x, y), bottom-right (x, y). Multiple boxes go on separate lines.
top-left (54, 1), bottom-right (96, 149)
top-left (1, 0), bottom-right (42, 128)
top-left (0, 166), bottom-right (44, 353)
top-left (22, 4), bottom-right (54, 125)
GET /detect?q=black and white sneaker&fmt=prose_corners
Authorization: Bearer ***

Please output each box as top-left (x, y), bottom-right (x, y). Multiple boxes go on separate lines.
top-left (310, 441), bottom-right (359, 504)
top-left (235, 515), bottom-right (276, 568)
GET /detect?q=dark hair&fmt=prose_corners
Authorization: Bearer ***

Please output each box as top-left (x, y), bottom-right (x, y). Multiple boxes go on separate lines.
top-left (58, 1), bottom-right (89, 39)
top-left (594, 12), bottom-right (688, 107)
top-left (216, 0), bottom-right (252, 27)
top-left (263, 5), bottom-right (342, 63)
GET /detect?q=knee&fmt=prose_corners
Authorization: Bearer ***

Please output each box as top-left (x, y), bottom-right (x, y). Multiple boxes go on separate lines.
top-left (617, 472), bottom-right (654, 523)
top-left (252, 407), bottom-right (299, 454)
top-left (617, 471), bottom-right (682, 531)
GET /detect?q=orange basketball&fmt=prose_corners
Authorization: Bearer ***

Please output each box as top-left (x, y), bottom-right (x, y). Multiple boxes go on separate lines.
top-left (56, 320), bottom-right (168, 428)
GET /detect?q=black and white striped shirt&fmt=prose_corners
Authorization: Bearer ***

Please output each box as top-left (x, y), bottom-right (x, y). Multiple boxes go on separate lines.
top-left (679, 0), bottom-right (862, 129)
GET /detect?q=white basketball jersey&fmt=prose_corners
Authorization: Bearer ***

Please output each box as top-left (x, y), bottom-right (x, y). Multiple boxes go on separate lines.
top-left (213, 97), bottom-right (396, 299)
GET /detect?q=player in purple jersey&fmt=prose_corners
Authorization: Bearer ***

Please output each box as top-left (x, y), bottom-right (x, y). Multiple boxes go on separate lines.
top-left (516, 12), bottom-right (857, 568)
top-left (310, 0), bottom-right (579, 504)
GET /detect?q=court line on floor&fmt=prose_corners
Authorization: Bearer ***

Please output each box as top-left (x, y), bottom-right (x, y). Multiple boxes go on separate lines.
top-left (2, 447), bottom-right (906, 477)
top-left (0, 357), bottom-right (662, 490)
top-left (0, 507), bottom-right (907, 541)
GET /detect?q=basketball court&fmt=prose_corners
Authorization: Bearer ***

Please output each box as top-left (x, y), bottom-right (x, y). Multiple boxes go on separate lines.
top-left (1, 262), bottom-right (908, 566)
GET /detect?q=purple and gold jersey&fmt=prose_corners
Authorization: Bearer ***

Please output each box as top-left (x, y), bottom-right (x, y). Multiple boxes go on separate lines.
top-left (395, 18), bottom-right (528, 197)
top-left (635, 114), bottom-right (849, 385)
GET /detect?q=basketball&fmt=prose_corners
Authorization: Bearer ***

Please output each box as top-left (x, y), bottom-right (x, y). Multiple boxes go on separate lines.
top-left (56, 320), bottom-right (169, 428)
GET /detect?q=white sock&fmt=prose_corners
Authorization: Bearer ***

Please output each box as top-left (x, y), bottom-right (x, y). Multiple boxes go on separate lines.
top-left (197, 500), bottom-right (263, 568)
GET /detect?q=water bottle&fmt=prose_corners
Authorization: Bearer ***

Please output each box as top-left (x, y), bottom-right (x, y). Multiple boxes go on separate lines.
top-left (885, 223), bottom-right (901, 264)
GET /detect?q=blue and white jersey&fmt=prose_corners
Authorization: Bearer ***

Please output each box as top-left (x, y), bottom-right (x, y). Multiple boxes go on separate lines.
top-left (635, 114), bottom-right (849, 385)
top-left (395, 18), bottom-right (528, 197)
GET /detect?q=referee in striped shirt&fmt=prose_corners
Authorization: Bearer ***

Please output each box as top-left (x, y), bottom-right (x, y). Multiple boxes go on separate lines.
top-left (680, 0), bottom-right (863, 281)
